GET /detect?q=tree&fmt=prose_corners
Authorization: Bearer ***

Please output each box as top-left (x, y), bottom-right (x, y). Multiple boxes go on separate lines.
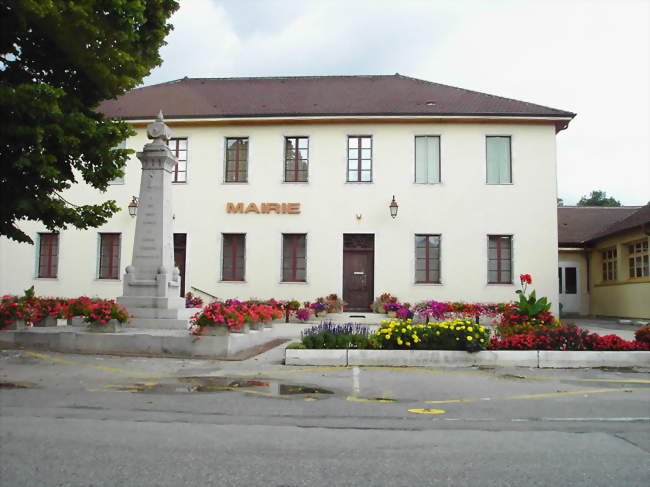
top-left (577, 190), bottom-right (622, 207)
top-left (557, 198), bottom-right (564, 206)
top-left (0, 0), bottom-right (179, 243)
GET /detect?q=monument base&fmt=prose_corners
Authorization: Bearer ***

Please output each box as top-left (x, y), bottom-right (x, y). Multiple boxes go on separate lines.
top-left (117, 296), bottom-right (193, 330)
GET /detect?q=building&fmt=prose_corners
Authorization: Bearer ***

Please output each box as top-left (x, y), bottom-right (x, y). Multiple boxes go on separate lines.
top-left (558, 204), bottom-right (650, 319)
top-left (0, 75), bottom-right (575, 313)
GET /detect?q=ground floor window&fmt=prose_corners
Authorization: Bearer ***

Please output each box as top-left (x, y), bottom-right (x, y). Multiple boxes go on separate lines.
top-left (602, 247), bottom-right (617, 281)
top-left (98, 233), bottom-right (120, 279)
top-left (282, 234), bottom-right (306, 282)
top-left (627, 240), bottom-right (649, 278)
top-left (222, 233), bottom-right (245, 281)
top-left (415, 234), bottom-right (440, 283)
top-left (488, 235), bottom-right (512, 284)
top-left (38, 233), bottom-right (59, 278)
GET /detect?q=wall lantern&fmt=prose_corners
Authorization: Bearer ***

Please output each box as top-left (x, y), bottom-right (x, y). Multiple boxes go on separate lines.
top-left (127, 196), bottom-right (139, 217)
top-left (389, 195), bottom-right (398, 219)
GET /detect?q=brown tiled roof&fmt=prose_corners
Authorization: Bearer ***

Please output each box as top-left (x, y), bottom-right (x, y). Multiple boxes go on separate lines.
top-left (558, 206), bottom-right (641, 246)
top-left (586, 203), bottom-right (650, 242)
top-left (97, 75), bottom-right (575, 128)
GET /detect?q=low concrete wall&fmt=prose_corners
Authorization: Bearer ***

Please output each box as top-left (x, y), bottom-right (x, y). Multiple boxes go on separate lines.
top-left (286, 349), bottom-right (650, 368)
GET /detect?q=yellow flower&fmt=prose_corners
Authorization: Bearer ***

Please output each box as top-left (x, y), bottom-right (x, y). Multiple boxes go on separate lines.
top-left (412, 333), bottom-right (418, 340)
top-left (480, 339), bottom-right (484, 343)
top-left (479, 326), bottom-right (485, 332)
top-left (467, 327), bottom-right (473, 332)
top-left (418, 324), bottom-right (424, 329)
top-left (406, 341), bottom-right (411, 346)
top-left (407, 325), bottom-right (412, 330)
top-left (386, 334), bottom-right (391, 340)
top-left (436, 331), bottom-right (440, 335)
top-left (397, 338), bottom-right (403, 345)
top-left (467, 336), bottom-right (473, 341)
top-left (401, 328), bottom-right (406, 333)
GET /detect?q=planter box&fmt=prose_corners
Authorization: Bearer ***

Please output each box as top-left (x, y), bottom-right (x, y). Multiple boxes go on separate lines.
top-left (33, 316), bottom-right (57, 327)
top-left (285, 348), bottom-right (347, 366)
top-left (538, 350), bottom-right (650, 368)
top-left (67, 316), bottom-right (85, 327)
top-left (2, 319), bottom-right (26, 330)
top-left (202, 326), bottom-right (229, 336)
top-left (250, 321), bottom-right (265, 331)
top-left (86, 319), bottom-right (123, 333)
top-left (230, 323), bottom-right (250, 334)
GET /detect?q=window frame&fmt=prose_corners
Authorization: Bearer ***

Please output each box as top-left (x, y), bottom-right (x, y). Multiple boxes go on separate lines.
top-left (414, 234), bottom-right (441, 284)
top-left (98, 233), bottom-right (121, 280)
top-left (347, 135), bottom-right (373, 183)
top-left (485, 135), bottom-right (512, 185)
top-left (221, 233), bottom-right (246, 281)
top-left (168, 137), bottom-right (188, 183)
top-left (284, 136), bottom-right (309, 183)
top-left (281, 233), bottom-right (307, 282)
top-left (627, 240), bottom-right (649, 279)
top-left (414, 135), bottom-right (441, 184)
top-left (487, 235), bottom-right (513, 284)
top-left (224, 137), bottom-right (249, 183)
top-left (37, 232), bottom-right (59, 279)
top-left (601, 247), bottom-right (618, 282)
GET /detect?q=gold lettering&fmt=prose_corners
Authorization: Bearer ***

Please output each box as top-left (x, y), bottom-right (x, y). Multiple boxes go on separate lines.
top-left (261, 203), bottom-right (270, 214)
top-left (287, 203), bottom-right (300, 214)
top-left (281, 203), bottom-right (288, 214)
top-left (226, 202), bottom-right (244, 213)
top-left (245, 202), bottom-right (260, 214)
top-left (267, 203), bottom-right (281, 214)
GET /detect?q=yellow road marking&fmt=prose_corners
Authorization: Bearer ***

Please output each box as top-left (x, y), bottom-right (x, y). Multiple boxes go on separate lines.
top-left (408, 408), bottom-right (446, 415)
top-left (27, 352), bottom-right (163, 379)
top-left (425, 387), bottom-right (645, 404)
top-left (346, 395), bottom-right (397, 403)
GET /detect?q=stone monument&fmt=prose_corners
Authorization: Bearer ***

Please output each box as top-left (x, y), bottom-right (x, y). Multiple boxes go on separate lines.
top-left (117, 111), bottom-right (190, 329)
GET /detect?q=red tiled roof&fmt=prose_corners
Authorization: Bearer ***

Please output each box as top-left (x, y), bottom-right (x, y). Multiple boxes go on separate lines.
top-left (558, 206), bottom-right (641, 246)
top-left (97, 75), bottom-right (575, 127)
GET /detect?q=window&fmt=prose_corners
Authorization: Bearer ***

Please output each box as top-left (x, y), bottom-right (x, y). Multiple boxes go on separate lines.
top-left (486, 136), bottom-right (511, 184)
top-left (415, 136), bottom-right (440, 183)
top-left (222, 234), bottom-right (245, 281)
top-left (168, 138), bottom-right (187, 183)
top-left (415, 234), bottom-right (441, 283)
top-left (602, 248), bottom-right (617, 281)
top-left (285, 137), bottom-right (309, 182)
top-left (488, 235), bottom-right (512, 284)
top-left (627, 240), bottom-right (649, 278)
top-left (37, 233), bottom-right (59, 278)
top-left (99, 233), bottom-right (121, 279)
top-left (282, 234), bottom-right (306, 282)
top-left (347, 136), bottom-right (372, 182)
top-left (225, 137), bottom-right (248, 182)
top-left (108, 141), bottom-right (126, 184)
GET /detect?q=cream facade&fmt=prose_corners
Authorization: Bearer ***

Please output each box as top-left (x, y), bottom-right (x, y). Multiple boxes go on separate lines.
top-left (1, 120), bottom-right (562, 314)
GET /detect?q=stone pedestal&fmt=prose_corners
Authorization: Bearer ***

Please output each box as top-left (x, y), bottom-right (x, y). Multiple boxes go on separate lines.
top-left (117, 112), bottom-right (187, 330)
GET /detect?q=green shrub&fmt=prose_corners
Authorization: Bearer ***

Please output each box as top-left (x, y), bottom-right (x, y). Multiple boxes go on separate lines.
top-left (286, 342), bottom-right (306, 350)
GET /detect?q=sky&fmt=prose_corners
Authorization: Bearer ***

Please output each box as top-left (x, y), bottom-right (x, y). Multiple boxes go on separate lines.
top-left (144, 0), bottom-right (650, 206)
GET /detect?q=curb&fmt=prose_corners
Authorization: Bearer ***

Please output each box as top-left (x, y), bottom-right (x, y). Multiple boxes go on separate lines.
top-left (285, 349), bottom-right (650, 368)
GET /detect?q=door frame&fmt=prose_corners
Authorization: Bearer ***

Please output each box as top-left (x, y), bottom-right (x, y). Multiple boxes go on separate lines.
top-left (558, 261), bottom-right (580, 314)
top-left (342, 234), bottom-right (375, 312)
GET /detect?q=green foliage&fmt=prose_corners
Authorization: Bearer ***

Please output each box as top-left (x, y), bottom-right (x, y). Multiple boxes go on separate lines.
top-left (286, 342), bottom-right (306, 350)
top-left (515, 289), bottom-right (552, 317)
top-left (301, 331), bottom-right (372, 350)
top-left (0, 0), bottom-right (179, 243)
top-left (577, 190), bottom-right (621, 207)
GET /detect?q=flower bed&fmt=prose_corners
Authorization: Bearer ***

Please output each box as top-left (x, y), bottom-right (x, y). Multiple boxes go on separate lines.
top-left (189, 299), bottom-right (282, 336)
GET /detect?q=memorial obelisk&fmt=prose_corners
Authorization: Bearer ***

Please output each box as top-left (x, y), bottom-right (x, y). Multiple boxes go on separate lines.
top-left (117, 112), bottom-right (188, 329)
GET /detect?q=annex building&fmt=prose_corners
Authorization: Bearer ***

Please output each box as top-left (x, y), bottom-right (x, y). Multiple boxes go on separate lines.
top-left (0, 75), bottom-right (575, 313)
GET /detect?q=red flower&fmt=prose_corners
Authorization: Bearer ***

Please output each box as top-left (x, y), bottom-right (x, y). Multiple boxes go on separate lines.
top-left (519, 274), bottom-right (532, 285)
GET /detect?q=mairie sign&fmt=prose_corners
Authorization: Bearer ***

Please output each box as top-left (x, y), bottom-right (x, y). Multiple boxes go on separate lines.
top-left (226, 202), bottom-right (300, 214)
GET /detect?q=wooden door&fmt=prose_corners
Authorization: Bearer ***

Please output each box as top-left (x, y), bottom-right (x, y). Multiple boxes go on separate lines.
top-left (343, 234), bottom-right (374, 311)
top-left (173, 233), bottom-right (187, 297)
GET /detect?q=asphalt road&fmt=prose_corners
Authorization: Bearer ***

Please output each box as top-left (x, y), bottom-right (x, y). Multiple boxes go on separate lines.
top-left (1, 347), bottom-right (649, 486)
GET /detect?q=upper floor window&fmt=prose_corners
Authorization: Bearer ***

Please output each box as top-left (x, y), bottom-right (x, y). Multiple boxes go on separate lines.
top-left (628, 240), bottom-right (649, 278)
top-left (602, 247), bottom-right (617, 281)
top-left (108, 140), bottom-right (126, 185)
top-left (38, 233), bottom-right (59, 278)
top-left (222, 233), bottom-right (245, 281)
top-left (486, 136), bottom-right (512, 184)
top-left (415, 234), bottom-right (441, 283)
top-left (225, 137), bottom-right (248, 183)
top-left (347, 136), bottom-right (372, 182)
top-left (99, 233), bottom-right (121, 280)
top-left (415, 136), bottom-right (440, 183)
top-left (282, 234), bottom-right (306, 282)
top-left (488, 235), bottom-right (512, 284)
top-left (168, 138), bottom-right (188, 183)
top-left (285, 137), bottom-right (309, 182)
